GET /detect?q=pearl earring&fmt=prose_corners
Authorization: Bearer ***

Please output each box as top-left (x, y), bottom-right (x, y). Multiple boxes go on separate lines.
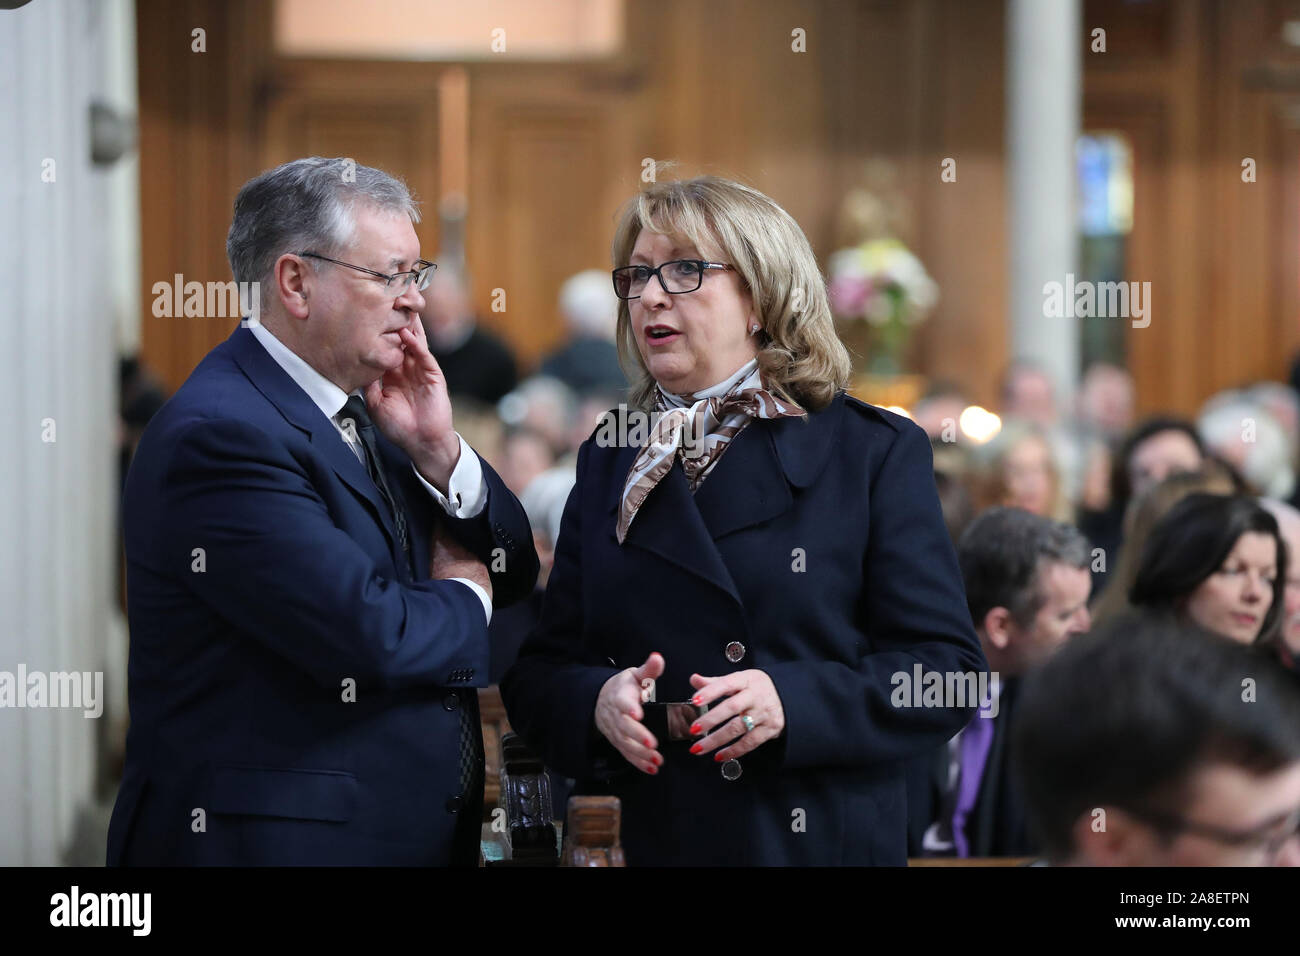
top-left (750, 324), bottom-right (760, 334)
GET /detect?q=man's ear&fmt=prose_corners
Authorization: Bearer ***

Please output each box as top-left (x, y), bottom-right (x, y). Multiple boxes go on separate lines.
top-left (983, 607), bottom-right (1015, 650)
top-left (1070, 806), bottom-right (1153, 867)
top-left (275, 253), bottom-right (311, 320)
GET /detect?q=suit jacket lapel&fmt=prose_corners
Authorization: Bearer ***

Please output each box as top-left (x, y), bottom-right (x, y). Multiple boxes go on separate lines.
top-left (226, 325), bottom-right (402, 553)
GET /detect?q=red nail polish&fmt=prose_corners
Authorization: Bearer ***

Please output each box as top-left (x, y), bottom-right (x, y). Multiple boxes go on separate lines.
top-left (714, 753), bottom-right (725, 762)
top-left (690, 743), bottom-right (703, 755)
top-left (647, 764), bottom-right (658, 775)
top-left (645, 738), bottom-right (653, 748)
top-left (690, 723), bottom-right (701, 735)
top-left (691, 696), bottom-right (703, 706)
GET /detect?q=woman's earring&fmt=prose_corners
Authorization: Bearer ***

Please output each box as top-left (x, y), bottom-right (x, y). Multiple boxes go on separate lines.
top-left (750, 324), bottom-right (760, 334)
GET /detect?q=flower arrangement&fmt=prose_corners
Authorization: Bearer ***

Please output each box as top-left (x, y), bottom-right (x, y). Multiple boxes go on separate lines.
top-left (827, 238), bottom-right (939, 374)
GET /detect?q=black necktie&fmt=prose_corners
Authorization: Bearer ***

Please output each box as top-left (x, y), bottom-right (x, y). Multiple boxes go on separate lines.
top-left (339, 395), bottom-right (412, 574)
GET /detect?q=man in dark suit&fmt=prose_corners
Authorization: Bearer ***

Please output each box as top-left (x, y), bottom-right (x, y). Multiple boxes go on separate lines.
top-left (107, 157), bottom-right (538, 866)
top-left (907, 507), bottom-right (1091, 858)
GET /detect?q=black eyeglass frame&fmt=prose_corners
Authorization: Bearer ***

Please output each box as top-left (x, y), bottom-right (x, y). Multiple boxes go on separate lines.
top-left (611, 259), bottom-right (733, 300)
top-left (299, 251), bottom-right (436, 294)
top-left (1125, 803), bottom-right (1300, 859)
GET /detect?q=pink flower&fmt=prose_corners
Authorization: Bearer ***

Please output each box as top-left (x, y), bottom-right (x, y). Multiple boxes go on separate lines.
top-left (829, 274), bottom-right (871, 319)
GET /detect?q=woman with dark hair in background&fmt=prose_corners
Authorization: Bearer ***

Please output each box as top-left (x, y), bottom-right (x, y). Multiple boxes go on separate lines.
top-left (1077, 416), bottom-right (1207, 598)
top-left (1089, 465), bottom-right (1239, 630)
top-left (1129, 493), bottom-right (1286, 646)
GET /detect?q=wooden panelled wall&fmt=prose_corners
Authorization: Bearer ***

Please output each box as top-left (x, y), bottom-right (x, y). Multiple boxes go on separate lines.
top-left (1086, 0), bottom-right (1300, 416)
top-left (136, 0), bottom-right (1300, 417)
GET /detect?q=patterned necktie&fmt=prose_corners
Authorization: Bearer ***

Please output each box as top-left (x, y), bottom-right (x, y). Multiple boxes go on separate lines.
top-left (616, 368), bottom-right (803, 543)
top-left (338, 395), bottom-right (412, 574)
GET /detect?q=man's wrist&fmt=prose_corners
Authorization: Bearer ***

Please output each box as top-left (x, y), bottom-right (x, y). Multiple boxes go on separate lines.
top-left (412, 435), bottom-right (461, 493)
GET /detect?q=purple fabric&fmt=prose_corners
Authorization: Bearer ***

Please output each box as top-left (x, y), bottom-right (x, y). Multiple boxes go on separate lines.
top-left (951, 715), bottom-right (995, 858)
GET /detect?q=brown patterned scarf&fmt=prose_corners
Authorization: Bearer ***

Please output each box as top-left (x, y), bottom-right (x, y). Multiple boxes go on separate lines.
top-left (616, 361), bottom-right (804, 543)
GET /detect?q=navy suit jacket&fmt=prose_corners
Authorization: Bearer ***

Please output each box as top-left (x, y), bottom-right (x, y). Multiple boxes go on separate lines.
top-left (501, 393), bottom-right (986, 865)
top-left (905, 679), bottom-right (1037, 858)
top-left (107, 325), bottom-right (538, 866)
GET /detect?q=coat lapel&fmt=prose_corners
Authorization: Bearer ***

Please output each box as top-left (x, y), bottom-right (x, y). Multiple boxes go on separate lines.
top-left (691, 423), bottom-right (792, 540)
top-left (226, 325), bottom-right (402, 554)
top-left (616, 452), bottom-right (742, 604)
top-left (607, 391), bottom-right (845, 602)
top-left (693, 390), bottom-right (845, 539)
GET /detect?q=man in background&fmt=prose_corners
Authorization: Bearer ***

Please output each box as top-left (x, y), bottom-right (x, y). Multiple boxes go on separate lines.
top-left (420, 260), bottom-right (518, 405)
top-left (908, 506), bottom-right (1092, 858)
top-left (1016, 614), bottom-right (1300, 865)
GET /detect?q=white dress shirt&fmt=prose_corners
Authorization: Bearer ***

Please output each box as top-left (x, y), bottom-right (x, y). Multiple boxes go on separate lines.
top-left (247, 321), bottom-right (493, 623)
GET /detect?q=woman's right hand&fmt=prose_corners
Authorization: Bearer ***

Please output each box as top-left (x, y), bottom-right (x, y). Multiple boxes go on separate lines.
top-left (595, 652), bottom-right (665, 774)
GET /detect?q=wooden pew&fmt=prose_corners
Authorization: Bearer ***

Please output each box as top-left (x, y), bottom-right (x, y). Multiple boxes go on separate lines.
top-left (479, 687), bottom-right (624, 866)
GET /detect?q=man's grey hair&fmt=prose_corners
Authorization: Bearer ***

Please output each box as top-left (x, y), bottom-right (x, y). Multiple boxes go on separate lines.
top-left (226, 157), bottom-right (420, 288)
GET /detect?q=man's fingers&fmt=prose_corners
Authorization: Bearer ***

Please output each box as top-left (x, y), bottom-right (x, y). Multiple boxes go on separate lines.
top-left (398, 326), bottom-right (444, 378)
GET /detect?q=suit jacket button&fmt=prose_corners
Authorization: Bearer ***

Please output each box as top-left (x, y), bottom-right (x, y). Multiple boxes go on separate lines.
top-left (443, 693), bottom-right (460, 711)
top-left (446, 795), bottom-right (464, 813)
top-left (725, 641), bottom-right (746, 663)
top-left (720, 759), bottom-right (742, 781)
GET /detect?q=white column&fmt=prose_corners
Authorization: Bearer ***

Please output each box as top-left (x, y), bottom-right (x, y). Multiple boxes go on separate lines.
top-left (0, 0), bottom-right (127, 865)
top-left (1007, 0), bottom-right (1082, 404)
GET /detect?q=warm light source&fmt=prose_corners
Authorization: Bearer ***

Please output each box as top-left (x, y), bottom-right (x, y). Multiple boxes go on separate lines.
top-left (959, 405), bottom-right (1002, 444)
top-left (275, 0), bottom-right (623, 60)
top-left (885, 405), bottom-right (912, 420)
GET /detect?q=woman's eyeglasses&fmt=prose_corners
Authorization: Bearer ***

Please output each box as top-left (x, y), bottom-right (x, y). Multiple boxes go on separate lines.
top-left (612, 259), bottom-right (732, 300)
top-left (300, 251), bottom-right (436, 295)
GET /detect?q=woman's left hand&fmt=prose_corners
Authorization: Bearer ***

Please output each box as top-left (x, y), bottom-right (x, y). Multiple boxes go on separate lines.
top-left (687, 669), bottom-right (785, 761)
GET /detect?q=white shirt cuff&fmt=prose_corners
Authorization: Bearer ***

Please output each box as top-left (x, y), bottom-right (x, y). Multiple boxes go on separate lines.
top-left (451, 577), bottom-right (493, 625)
top-left (412, 434), bottom-right (488, 518)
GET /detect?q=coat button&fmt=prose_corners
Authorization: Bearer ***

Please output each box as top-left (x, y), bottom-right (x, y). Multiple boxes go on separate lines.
top-left (725, 641), bottom-right (746, 663)
top-left (446, 795), bottom-right (464, 813)
top-left (443, 693), bottom-right (460, 711)
top-left (720, 759), bottom-right (742, 781)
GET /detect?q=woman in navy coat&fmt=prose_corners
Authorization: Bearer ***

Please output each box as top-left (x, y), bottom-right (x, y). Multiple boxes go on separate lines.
top-left (501, 175), bottom-right (986, 865)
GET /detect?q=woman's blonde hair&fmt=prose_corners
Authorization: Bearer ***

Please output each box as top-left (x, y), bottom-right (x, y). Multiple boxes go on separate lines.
top-left (610, 174), bottom-right (852, 412)
top-left (972, 420), bottom-right (1073, 524)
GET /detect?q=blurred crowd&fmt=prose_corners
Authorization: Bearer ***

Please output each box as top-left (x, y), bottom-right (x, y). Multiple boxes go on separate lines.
top-left (910, 359), bottom-right (1300, 865)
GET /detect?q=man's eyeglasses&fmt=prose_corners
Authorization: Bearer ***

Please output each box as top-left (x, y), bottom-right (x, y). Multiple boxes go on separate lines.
top-left (299, 252), bottom-right (436, 295)
top-left (612, 259), bottom-right (732, 300)
top-left (1127, 803), bottom-right (1300, 860)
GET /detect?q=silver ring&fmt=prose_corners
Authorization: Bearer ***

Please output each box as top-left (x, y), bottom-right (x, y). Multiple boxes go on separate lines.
top-left (740, 714), bottom-right (755, 733)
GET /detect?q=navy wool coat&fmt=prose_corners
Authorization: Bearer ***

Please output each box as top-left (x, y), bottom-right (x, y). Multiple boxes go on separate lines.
top-left (501, 392), bottom-right (986, 865)
top-left (107, 325), bottom-right (538, 866)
